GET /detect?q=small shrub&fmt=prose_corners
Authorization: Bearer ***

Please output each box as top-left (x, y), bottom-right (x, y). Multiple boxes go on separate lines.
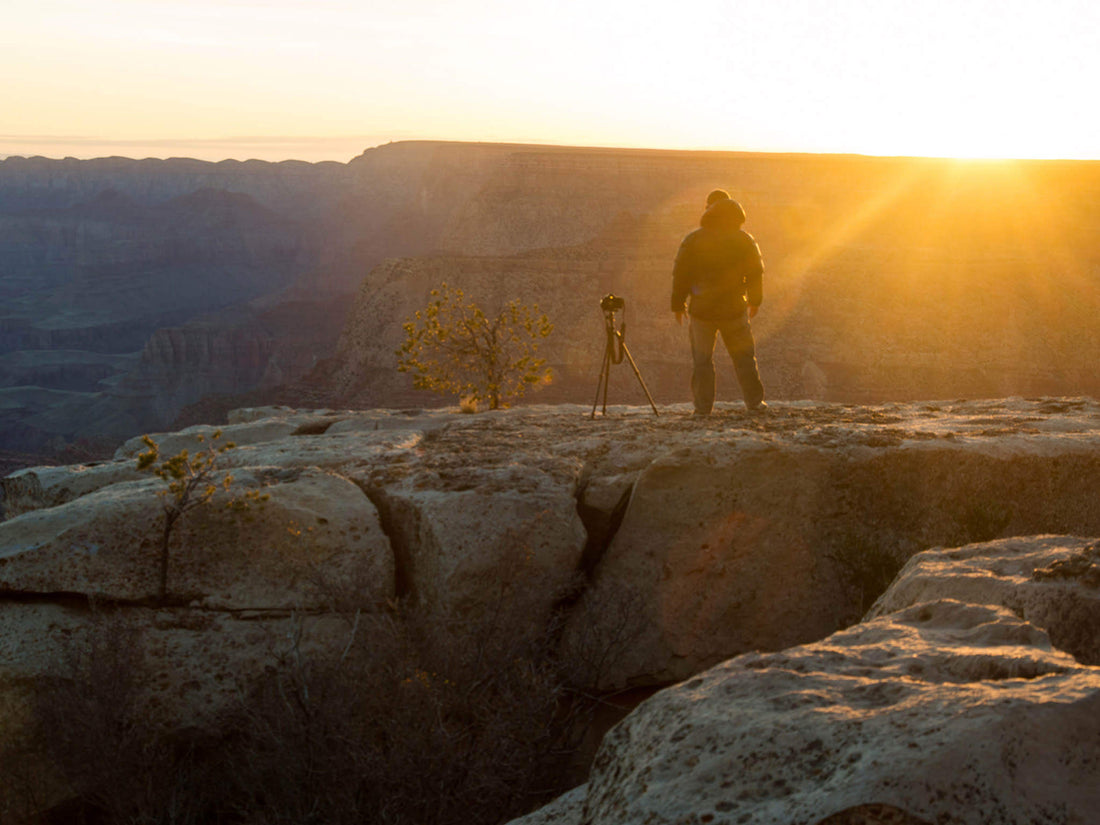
top-left (396, 282), bottom-right (553, 410)
top-left (136, 431), bottom-right (267, 602)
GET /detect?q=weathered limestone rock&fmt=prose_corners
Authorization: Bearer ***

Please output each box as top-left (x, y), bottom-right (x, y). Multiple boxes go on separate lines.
top-left (570, 441), bottom-right (853, 689)
top-left (1, 461), bottom-right (143, 519)
top-left (568, 600), bottom-right (1100, 825)
top-left (9, 398), bottom-right (1100, 690)
top-left (868, 535), bottom-right (1100, 665)
top-left (0, 468), bottom-right (393, 609)
top-left (5, 399), bottom-right (1100, 823)
top-left (506, 785), bottom-right (587, 825)
top-left (567, 400), bottom-right (1100, 689)
top-left (0, 602), bottom-right (349, 729)
top-left (112, 413), bottom-right (343, 460)
top-left (358, 418), bottom-right (589, 611)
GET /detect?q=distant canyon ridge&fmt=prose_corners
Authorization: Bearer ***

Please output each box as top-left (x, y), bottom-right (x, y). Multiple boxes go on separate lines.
top-left (1, 142), bottom-right (1098, 465)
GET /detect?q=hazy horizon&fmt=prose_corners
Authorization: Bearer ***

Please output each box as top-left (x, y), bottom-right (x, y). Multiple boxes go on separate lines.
top-left (6, 134), bottom-right (1100, 167)
top-left (4, 0), bottom-right (1098, 165)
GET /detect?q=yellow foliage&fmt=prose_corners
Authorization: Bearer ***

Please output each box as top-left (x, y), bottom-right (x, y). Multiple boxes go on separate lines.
top-left (395, 282), bottom-right (553, 410)
top-left (135, 431), bottom-right (268, 601)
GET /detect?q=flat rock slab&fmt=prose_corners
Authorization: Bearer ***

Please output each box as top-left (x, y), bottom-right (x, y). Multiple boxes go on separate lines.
top-left (570, 599), bottom-right (1100, 825)
top-left (869, 535), bottom-right (1100, 665)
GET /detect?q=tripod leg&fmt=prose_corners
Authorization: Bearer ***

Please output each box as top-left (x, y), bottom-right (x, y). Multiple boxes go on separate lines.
top-left (619, 340), bottom-right (660, 417)
top-left (600, 346), bottom-right (612, 416)
top-left (591, 345), bottom-right (612, 418)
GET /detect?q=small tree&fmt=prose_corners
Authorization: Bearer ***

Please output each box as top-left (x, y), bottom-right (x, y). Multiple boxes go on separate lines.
top-left (396, 283), bottom-right (553, 410)
top-left (136, 430), bottom-right (266, 602)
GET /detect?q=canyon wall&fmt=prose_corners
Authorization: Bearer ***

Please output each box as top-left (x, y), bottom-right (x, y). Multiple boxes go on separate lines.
top-left (317, 151), bottom-right (1100, 409)
top-left (0, 144), bottom-right (513, 455)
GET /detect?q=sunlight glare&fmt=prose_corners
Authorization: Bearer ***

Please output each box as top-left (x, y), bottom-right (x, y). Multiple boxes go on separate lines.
top-left (2, 0), bottom-right (1097, 161)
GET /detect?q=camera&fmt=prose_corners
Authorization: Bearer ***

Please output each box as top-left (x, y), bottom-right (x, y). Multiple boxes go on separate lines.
top-left (591, 291), bottom-right (659, 417)
top-left (600, 294), bottom-right (625, 312)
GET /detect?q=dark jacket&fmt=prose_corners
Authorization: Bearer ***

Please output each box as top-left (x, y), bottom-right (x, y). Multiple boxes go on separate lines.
top-left (670, 198), bottom-right (764, 321)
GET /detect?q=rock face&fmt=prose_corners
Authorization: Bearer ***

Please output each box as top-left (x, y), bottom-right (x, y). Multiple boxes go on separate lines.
top-left (569, 398), bottom-right (1100, 688)
top-left (560, 599), bottom-right (1100, 825)
top-left (0, 600), bottom-right (351, 823)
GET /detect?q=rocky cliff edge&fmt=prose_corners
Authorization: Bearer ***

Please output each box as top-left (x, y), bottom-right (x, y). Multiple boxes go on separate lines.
top-left (4, 397), bottom-right (1100, 685)
top-left (3, 398), bottom-right (1100, 822)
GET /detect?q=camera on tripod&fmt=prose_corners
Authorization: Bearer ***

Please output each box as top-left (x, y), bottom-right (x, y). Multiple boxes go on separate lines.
top-left (591, 293), bottom-right (659, 418)
top-left (600, 293), bottom-right (625, 313)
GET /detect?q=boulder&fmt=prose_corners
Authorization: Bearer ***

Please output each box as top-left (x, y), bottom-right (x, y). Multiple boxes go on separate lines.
top-left (565, 599), bottom-right (1100, 825)
top-left (0, 468), bottom-right (393, 609)
top-left (868, 535), bottom-right (1100, 665)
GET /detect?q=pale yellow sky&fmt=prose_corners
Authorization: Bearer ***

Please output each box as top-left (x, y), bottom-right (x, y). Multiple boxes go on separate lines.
top-left (2, 0), bottom-right (1097, 162)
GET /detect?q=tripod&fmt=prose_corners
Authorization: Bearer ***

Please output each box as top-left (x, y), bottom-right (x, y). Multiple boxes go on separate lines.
top-left (591, 297), bottom-right (659, 419)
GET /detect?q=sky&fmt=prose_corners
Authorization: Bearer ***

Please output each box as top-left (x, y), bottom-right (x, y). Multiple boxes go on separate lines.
top-left (2, 0), bottom-right (1098, 163)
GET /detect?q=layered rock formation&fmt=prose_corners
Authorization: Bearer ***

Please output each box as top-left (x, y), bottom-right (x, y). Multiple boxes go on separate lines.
top-left (0, 180), bottom-right (320, 452)
top-left (0, 144), bottom-right (505, 456)
top-left (5, 397), bottom-right (1100, 675)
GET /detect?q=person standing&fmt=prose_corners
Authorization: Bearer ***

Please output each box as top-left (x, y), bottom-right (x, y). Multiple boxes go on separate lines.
top-left (670, 189), bottom-right (766, 414)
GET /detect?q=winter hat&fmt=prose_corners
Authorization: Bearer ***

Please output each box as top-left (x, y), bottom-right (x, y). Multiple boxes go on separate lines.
top-left (700, 195), bottom-right (746, 228)
top-left (705, 189), bottom-right (731, 207)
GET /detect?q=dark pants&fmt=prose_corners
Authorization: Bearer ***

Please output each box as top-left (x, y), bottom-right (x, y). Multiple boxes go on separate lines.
top-left (689, 314), bottom-right (764, 413)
